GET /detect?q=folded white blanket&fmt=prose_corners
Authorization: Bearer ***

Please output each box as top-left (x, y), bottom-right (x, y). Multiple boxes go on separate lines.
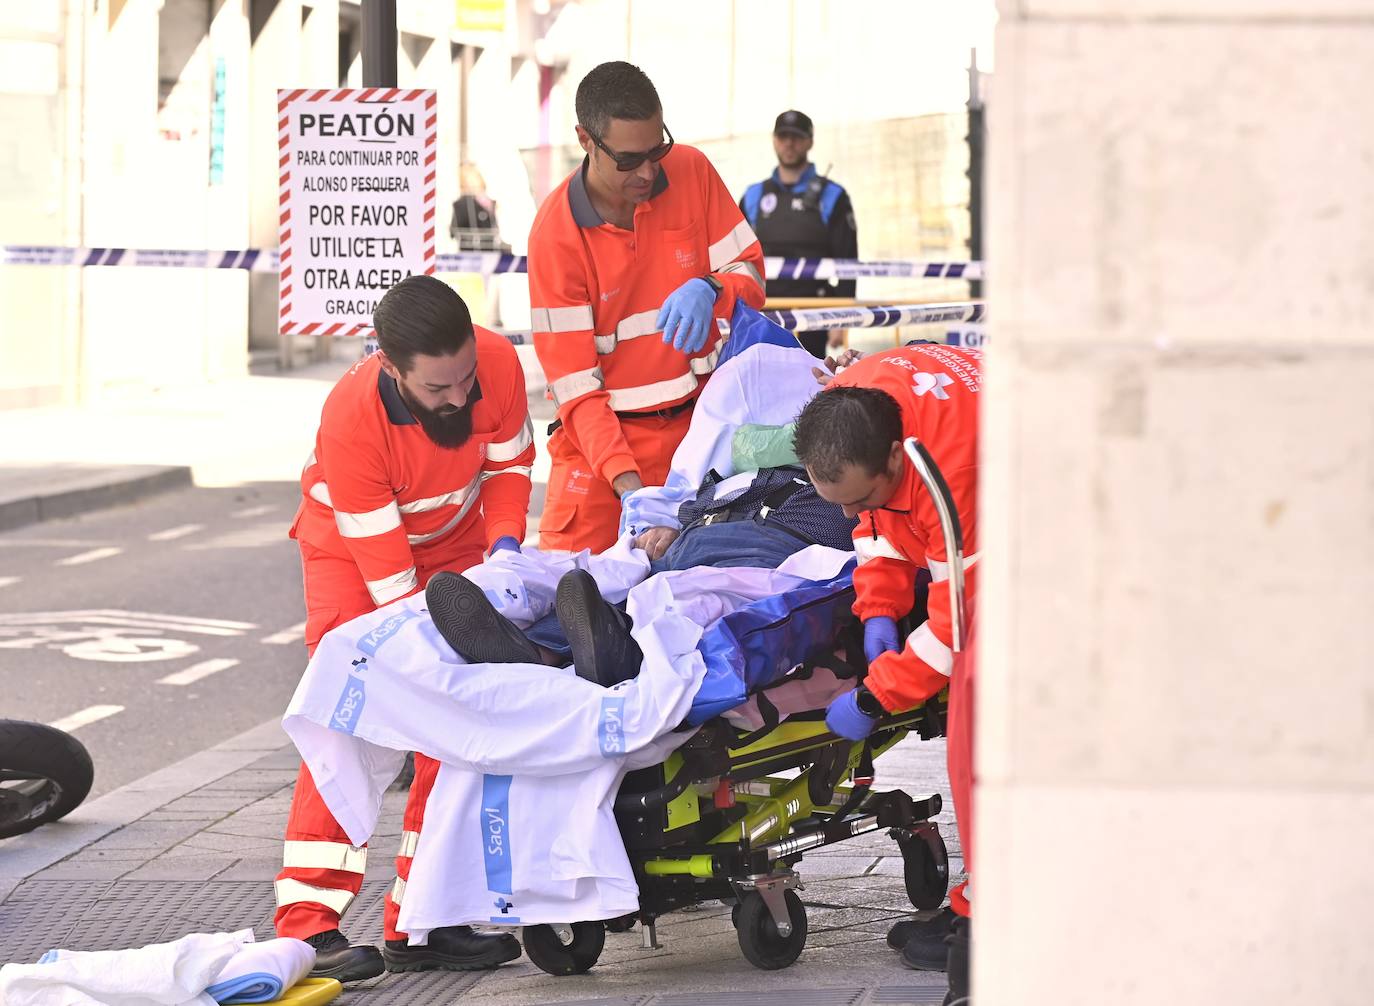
top-left (0, 930), bottom-right (316, 1006)
top-left (205, 938), bottom-right (315, 1004)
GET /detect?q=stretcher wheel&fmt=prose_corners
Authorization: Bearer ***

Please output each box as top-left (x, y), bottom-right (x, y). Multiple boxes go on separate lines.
top-left (735, 890), bottom-right (807, 970)
top-left (898, 822), bottom-right (949, 910)
top-left (522, 922), bottom-right (606, 976)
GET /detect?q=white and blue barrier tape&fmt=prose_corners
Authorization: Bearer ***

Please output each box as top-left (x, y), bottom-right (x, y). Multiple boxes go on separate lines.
top-left (764, 301), bottom-right (985, 332)
top-left (1, 245), bottom-right (983, 281)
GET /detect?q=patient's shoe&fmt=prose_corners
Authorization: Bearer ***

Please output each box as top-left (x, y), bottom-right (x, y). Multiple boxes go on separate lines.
top-left (383, 925), bottom-right (521, 972)
top-left (304, 929), bottom-right (384, 983)
top-left (888, 905), bottom-right (956, 954)
top-left (426, 571), bottom-right (542, 665)
top-left (555, 569), bottom-right (642, 687)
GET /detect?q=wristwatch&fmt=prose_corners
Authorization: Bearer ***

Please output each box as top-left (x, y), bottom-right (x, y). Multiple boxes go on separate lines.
top-left (701, 274), bottom-right (723, 300)
top-left (854, 683), bottom-right (885, 718)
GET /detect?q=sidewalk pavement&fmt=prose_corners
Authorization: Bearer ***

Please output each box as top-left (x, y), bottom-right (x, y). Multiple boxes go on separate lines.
top-left (0, 717), bottom-right (961, 1006)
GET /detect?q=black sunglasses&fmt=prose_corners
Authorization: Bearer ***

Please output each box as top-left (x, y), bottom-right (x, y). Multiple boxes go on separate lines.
top-left (585, 124), bottom-right (674, 172)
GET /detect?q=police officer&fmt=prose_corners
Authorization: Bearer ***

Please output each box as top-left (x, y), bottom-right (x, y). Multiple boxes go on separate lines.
top-left (740, 110), bottom-right (859, 359)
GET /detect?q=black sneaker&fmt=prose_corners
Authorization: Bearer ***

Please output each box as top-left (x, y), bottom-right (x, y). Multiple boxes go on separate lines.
top-left (382, 925), bottom-right (522, 972)
top-left (942, 916), bottom-right (970, 1006)
top-left (555, 569), bottom-right (642, 687)
top-left (888, 905), bottom-right (956, 951)
top-left (304, 929), bottom-right (384, 983)
top-left (426, 571), bottom-right (542, 665)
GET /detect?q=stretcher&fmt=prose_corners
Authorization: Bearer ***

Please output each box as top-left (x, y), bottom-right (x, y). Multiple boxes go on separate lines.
top-left (519, 438), bottom-right (967, 975)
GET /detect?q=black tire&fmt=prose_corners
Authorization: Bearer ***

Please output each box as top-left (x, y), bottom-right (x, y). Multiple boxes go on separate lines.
top-left (898, 823), bottom-right (950, 910)
top-left (521, 922), bottom-right (606, 976)
top-left (0, 720), bottom-right (94, 839)
top-left (735, 890), bottom-right (807, 970)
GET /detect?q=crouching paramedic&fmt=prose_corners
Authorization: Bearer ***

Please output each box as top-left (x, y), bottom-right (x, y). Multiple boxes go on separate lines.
top-left (792, 343), bottom-right (980, 996)
top-left (527, 60), bottom-right (765, 553)
top-left (276, 275), bottom-right (533, 981)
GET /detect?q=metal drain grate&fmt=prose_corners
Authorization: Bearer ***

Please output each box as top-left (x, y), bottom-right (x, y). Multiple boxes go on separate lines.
top-left (869, 986), bottom-right (947, 1004)
top-left (0, 879), bottom-right (278, 964)
top-left (656, 990), bottom-right (866, 1006)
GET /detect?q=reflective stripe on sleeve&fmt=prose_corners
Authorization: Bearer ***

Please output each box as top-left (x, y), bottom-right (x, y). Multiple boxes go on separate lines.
top-left (334, 500), bottom-right (403, 539)
top-left (531, 304), bottom-right (594, 334)
top-left (399, 472), bottom-right (481, 515)
top-left (482, 465), bottom-right (532, 481)
top-left (274, 878), bottom-right (356, 915)
top-left (366, 566), bottom-right (418, 605)
top-left (281, 840), bottom-right (368, 874)
top-left (594, 309), bottom-right (662, 355)
top-left (690, 347), bottom-right (721, 375)
top-left (389, 876), bottom-right (407, 905)
top-left (854, 534), bottom-right (905, 564)
top-left (397, 830), bottom-right (420, 859)
top-left (550, 366), bottom-right (605, 407)
top-left (485, 417), bottom-right (534, 463)
top-left (606, 371), bottom-right (699, 412)
top-left (717, 258), bottom-right (764, 289)
top-left (925, 551), bottom-right (979, 583)
top-left (708, 219), bottom-right (758, 271)
top-left (308, 481), bottom-right (332, 507)
top-left (905, 621), bottom-right (954, 677)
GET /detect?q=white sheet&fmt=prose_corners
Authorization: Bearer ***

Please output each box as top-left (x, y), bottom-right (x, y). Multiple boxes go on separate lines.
top-left (281, 544), bottom-right (852, 940)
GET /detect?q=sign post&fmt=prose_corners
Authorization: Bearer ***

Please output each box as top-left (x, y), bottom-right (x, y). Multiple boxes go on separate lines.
top-left (277, 88), bottom-right (437, 337)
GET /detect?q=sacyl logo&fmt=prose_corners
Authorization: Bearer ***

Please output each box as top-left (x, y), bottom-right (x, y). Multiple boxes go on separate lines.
top-left (598, 696), bottom-right (627, 757)
top-left (356, 608), bottom-right (418, 657)
top-left (912, 371), bottom-right (954, 400)
top-left (331, 677), bottom-right (366, 734)
top-left (481, 774), bottom-right (514, 897)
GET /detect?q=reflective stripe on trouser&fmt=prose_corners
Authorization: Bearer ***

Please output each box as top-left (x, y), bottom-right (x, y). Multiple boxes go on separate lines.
top-left (382, 752), bottom-right (440, 941)
top-left (277, 543), bottom-right (480, 940)
top-left (273, 762), bottom-right (372, 939)
top-left (538, 409), bottom-right (693, 553)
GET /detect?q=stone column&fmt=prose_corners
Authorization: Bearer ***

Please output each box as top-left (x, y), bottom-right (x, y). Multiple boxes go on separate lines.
top-left (979, 3), bottom-right (1374, 1004)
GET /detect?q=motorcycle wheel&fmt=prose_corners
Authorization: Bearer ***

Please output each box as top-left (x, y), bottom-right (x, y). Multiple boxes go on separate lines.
top-left (0, 720), bottom-right (95, 839)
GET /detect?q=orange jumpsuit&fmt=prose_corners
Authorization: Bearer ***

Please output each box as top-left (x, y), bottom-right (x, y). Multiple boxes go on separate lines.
top-left (527, 144), bottom-right (765, 552)
top-left (826, 344), bottom-right (981, 713)
top-left (275, 330), bottom-right (533, 943)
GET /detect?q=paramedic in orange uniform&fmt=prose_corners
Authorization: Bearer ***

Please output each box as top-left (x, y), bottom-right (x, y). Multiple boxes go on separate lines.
top-left (793, 343), bottom-right (980, 1001)
top-left (527, 61), bottom-right (766, 552)
top-left (274, 276), bottom-right (531, 981)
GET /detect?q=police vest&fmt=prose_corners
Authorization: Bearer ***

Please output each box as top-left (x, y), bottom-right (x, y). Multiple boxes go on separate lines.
top-left (742, 171), bottom-right (846, 297)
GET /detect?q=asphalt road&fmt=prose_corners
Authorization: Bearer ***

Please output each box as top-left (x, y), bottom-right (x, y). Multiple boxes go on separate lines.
top-left (0, 482), bottom-right (309, 799)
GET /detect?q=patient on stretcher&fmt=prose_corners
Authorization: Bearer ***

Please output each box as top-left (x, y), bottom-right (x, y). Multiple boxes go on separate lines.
top-left (424, 307), bottom-right (858, 689)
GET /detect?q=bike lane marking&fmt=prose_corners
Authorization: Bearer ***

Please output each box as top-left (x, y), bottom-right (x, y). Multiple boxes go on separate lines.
top-left (260, 620), bottom-right (306, 645)
top-left (48, 704), bottom-right (125, 732)
top-left (157, 658), bottom-right (241, 687)
top-left (55, 547), bottom-right (124, 567)
top-left (148, 523), bottom-right (204, 542)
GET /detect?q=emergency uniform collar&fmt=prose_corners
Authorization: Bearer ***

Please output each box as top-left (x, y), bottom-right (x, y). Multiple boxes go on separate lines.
top-left (569, 156), bottom-right (670, 228)
top-left (377, 365), bottom-right (483, 426)
top-left (771, 162), bottom-right (818, 194)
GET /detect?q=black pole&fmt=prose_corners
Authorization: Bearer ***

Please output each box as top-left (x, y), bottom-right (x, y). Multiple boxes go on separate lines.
top-left (361, 0), bottom-right (397, 88)
top-left (966, 50), bottom-right (985, 300)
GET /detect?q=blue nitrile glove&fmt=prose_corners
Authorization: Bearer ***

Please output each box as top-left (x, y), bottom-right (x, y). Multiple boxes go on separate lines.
top-left (657, 277), bottom-right (716, 354)
top-left (863, 616), bottom-right (900, 664)
top-left (490, 535), bottom-right (521, 555)
top-left (826, 690), bottom-right (878, 741)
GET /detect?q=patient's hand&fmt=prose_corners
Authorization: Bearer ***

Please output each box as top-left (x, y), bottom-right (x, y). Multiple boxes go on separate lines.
top-left (634, 526), bottom-right (680, 561)
top-left (812, 348), bottom-right (865, 386)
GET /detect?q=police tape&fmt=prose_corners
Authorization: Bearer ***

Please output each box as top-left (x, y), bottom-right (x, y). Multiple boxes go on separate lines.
top-left (471, 303), bottom-right (987, 350)
top-left (0, 245), bottom-right (984, 280)
top-left (763, 301), bottom-right (986, 332)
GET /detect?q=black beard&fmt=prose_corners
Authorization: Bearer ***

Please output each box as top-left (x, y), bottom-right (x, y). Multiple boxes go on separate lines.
top-left (777, 152), bottom-right (808, 171)
top-left (399, 385), bottom-right (475, 449)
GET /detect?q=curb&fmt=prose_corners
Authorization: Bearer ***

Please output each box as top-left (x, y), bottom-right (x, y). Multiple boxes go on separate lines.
top-left (0, 464), bottom-right (193, 532)
top-left (0, 716), bottom-right (287, 902)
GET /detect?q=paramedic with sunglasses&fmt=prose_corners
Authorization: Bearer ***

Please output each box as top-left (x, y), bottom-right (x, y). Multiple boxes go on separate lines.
top-left (527, 61), bottom-right (766, 553)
